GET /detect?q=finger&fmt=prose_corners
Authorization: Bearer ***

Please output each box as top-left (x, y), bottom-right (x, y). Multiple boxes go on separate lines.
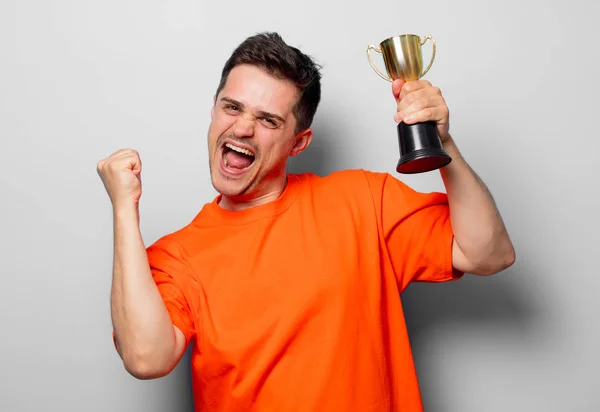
top-left (392, 79), bottom-right (405, 102)
top-left (395, 93), bottom-right (446, 123)
top-left (402, 104), bottom-right (448, 125)
top-left (112, 151), bottom-right (141, 168)
top-left (114, 148), bottom-right (139, 160)
top-left (108, 148), bottom-right (136, 160)
top-left (106, 151), bottom-right (141, 174)
top-left (396, 88), bottom-right (432, 113)
top-left (126, 153), bottom-right (142, 175)
top-left (131, 159), bottom-right (142, 176)
top-left (399, 80), bottom-right (432, 101)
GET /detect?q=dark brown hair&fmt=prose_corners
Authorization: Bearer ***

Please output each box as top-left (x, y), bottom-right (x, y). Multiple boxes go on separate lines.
top-left (215, 32), bottom-right (322, 134)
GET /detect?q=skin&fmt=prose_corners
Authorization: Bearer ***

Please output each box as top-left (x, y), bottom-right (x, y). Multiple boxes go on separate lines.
top-left (392, 79), bottom-right (516, 275)
top-left (97, 150), bottom-right (185, 379)
top-left (97, 65), bottom-right (514, 380)
top-left (207, 64), bottom-right (312, 211)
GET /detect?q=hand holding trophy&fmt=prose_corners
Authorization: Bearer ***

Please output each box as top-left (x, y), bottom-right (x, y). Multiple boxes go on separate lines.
top-left (367, 34), bottom-right (452, 174)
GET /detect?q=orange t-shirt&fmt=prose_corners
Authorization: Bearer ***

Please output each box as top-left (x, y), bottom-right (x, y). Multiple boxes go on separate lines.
top-left (138, 169), bottom-right (462, 411)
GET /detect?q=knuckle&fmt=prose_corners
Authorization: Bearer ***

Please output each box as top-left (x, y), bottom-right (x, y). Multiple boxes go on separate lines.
top-left (121, 148), bottom-right (136, 157)
top-left (108, 161), bottom-right (120, 171)
top-left (435, 97), bottom-right (449, 114)
top-left (413, 99), bottom-right (425, 110)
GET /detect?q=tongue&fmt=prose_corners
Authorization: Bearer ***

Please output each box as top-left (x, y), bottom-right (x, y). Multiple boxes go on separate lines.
top-left (225, 150), bottom-right (254, 169)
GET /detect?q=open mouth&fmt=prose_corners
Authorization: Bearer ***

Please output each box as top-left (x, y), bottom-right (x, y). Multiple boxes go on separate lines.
top-left (221, 142), bottom-right (256, 174)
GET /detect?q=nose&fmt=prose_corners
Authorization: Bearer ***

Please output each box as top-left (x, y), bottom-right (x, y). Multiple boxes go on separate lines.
top-left (232, 114), bottom-right (255, 139)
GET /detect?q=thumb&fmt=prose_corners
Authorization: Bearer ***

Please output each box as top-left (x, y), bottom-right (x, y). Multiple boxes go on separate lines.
top-left (392, 79), bottom-right (405, 102)
top-left (128, 156), bottom-right (142, 176)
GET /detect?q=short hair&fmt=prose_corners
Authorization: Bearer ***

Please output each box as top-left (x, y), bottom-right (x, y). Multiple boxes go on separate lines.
top-left (215, 32), bottom-right (322, 134)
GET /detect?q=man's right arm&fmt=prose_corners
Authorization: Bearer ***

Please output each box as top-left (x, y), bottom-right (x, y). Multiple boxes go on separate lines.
top-left (97, 148), bottom-right (186, 380)
top-left (111, 204), bottom-right (187, 379)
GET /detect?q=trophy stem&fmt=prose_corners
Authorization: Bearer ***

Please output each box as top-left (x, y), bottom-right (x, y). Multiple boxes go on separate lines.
top-left (396, 121), bottom-right (452, 174)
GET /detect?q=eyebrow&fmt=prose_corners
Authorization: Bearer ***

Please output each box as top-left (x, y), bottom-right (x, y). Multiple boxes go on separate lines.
top-left (220, 97), bottom-right (286, 124)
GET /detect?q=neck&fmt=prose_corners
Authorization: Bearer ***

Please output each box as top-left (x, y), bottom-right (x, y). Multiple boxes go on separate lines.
top-left (219, 175), bottom-right (288, 211)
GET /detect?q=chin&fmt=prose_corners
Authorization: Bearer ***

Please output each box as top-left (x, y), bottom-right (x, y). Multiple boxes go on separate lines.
top-left (211, 179), bottom-right (246, 198)
top-left (209, 166), bottom-right (254, 198)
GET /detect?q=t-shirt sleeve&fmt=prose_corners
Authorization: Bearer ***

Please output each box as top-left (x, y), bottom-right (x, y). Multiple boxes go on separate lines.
top-left (366, 171), bottom-right (463, 291)
top-left (111, 235), bottom-right (198, 351)
top-left (147, 236), bottom-right (197, 345)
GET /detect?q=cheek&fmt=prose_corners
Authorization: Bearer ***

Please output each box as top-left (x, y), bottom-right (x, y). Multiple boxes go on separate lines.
top-left (208, 114), bottom-right (233, 145)
top-left (261, 135), bottom-right (294, 162)
top-left (212, 112), bottom-right (235, 133)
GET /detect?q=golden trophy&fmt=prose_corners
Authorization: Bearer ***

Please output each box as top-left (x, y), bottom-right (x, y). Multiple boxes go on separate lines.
top-left (367, 34), bottom-right (452, 174)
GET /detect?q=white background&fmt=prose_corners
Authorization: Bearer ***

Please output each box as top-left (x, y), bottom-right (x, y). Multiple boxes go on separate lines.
top-left (1, 0), bottom-right (599, 411)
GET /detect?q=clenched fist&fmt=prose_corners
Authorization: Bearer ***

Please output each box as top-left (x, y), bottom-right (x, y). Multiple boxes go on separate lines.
top-left (392, 79), bottom-right (451, 143)
top-left (97, 149), bottom-right (142, 208)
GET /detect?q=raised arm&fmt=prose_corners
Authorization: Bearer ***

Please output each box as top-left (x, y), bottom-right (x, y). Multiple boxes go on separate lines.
top-left (98, 149), bottom-right (187, 379)
top-left (393, 80), bottom-right (516, 275)
top-left (437, 137), bottom-right (515, 275)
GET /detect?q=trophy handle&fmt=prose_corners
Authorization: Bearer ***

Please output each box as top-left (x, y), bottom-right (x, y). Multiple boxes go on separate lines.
top-left (420, 35), bottom-right (436, 78)
top-left (366, 44), bottom-right (392, 82)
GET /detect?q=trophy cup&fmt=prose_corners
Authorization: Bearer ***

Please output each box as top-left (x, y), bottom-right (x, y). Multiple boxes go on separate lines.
top-left (367, 34), bottom-right (451, 174)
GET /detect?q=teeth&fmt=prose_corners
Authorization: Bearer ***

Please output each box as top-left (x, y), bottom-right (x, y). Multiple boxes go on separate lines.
top-left (225, 143), bottom-right (254, 157)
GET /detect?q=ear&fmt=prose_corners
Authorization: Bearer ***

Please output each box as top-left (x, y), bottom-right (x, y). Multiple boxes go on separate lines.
top-left (289, 129), bottom-right (313, 157)
top-left (211, 95), bottom-right (216, 118)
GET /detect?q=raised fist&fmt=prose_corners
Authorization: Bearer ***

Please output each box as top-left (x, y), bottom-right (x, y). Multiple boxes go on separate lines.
top-left (97, 149), bottom-right (143, 208)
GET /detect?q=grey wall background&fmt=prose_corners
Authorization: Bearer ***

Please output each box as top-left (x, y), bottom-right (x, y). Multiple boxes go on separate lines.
top-left (1, 0), bottom-right (598, 411)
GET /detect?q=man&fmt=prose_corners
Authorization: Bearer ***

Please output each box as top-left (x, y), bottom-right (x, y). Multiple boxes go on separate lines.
top-left (97, 32), bottom-right (515, 411)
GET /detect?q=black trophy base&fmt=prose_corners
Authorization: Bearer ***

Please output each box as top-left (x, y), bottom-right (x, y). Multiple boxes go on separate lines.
top-left (396, 121), bottom-right (452, 174)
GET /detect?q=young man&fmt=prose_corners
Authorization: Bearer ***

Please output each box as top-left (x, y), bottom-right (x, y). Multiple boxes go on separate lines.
top-left (97, 32), bottom-right (515, 411)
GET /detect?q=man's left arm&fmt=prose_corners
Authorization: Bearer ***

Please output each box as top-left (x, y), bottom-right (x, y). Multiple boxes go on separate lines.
top-left (393, 79), bottom-right (516, 276)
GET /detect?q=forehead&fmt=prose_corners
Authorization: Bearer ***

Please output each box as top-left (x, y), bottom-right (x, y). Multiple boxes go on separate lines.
top-left (219, 64), bottom-right (299, 117)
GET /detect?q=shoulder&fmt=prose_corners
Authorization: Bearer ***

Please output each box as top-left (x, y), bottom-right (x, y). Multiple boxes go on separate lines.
top-left (290, 169), bottom-right (422, 214)
top-left (145, 213), bottom-right (205, 258)
top-left (308, 169), bottom-right (447, 212)
top-left (293, 169), bottom-right (394, 192)
top-left (145, 227), bottom-right (188, 256)
top-left (295, 169), bottom-right (417, 199)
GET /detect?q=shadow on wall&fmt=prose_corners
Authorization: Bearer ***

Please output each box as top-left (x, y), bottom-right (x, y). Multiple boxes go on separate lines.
top-left (286, 116), bottom-right (340, 177)
top-left (172, 348), bottom-right (195, 412)
top-left (401, 265), bottom-right (539, 411)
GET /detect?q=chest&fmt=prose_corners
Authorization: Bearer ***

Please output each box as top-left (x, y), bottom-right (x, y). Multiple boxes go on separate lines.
top-left (203, 209), bottom-right (373, 310)
top-left (190, 199), bottom-right (382, 347)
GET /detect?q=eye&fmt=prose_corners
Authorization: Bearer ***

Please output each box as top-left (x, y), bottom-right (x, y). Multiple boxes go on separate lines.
top-left (261, 117), bottom-right (279, 129)
top-left (223, 104), bottom-right (240, 113)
